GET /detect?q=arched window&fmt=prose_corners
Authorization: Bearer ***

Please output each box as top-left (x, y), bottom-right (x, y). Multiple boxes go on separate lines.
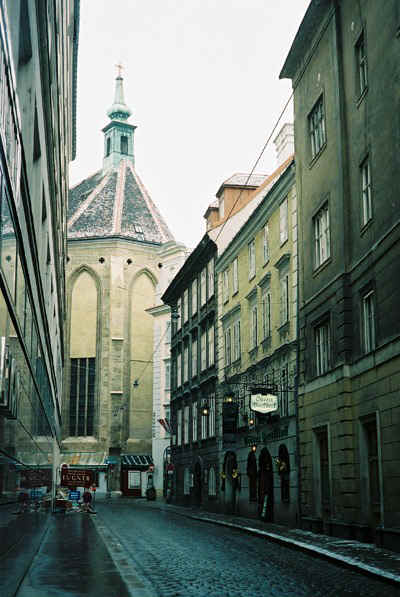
top-left (278, 444), bottom-right (290, 503)
top-left (69, 271), bottom-right (98, 437)
top-left (121, 135), bottom-right (128, 155)
top-left (208, 467), bottom-right (216, 496)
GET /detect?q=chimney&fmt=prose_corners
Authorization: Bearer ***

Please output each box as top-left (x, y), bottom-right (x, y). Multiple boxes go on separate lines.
top-left (273, 123), bottom-right (294, 166)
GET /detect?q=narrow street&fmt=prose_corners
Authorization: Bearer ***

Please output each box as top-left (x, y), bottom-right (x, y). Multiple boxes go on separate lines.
top-left (16, 500), bottom-right (400, 597)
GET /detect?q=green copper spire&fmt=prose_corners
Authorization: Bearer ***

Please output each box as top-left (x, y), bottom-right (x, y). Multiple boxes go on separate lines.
top-left (107, 65), bottom-right (132, 121)
top-left (102, 66), bottom-right (137, 172)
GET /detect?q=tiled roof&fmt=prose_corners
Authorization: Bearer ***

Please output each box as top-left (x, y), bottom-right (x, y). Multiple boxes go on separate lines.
top-left (68, 159), bottom-right (174, 243)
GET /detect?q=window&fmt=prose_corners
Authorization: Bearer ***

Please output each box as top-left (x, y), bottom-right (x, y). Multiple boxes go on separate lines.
top-left (232, 257), bottom-right (238, 294)
top-left (177, 409), bottom-right (182, 446)
top-left (165, 321), bottom-right (171, 344)
top-left (165, 360), bottom-right (171, 390)
top-left (208, 467), bottom-right (216, 496)
top-left (362, 290), bottom-right (375, 352)
top-left (262, 289), bottom-right (271, 338)
top-left (121, 135), bottom-right (128, 155)
top-left (279, 199), bottom-right (288, 245)
top-left (224, 327), bottom-right (232, 367)
top-left (209, 394), bottom-right (216, 437)
top-left (184, 467), bottom-right (190, 495)
top-left (233, 320), bottom-right (241, 362)
top-left (69, 357), bottom-right (96, 436)
top-left (182, 289), bottom-right (188, 323)
top-left (201, 330), bottom-right (207, 371)
top-left (309, 96), bottom-right (326, 159)
top-left (177, 350), bottom-right (182, 387)
top-left (200, 268), bottom-right (207, 306)
top-left (207, 258), bottom-right (214, 298)
top-left (250, 305), bottom-right (258, 350)
top-left (280, 274), bottom-right (289, 325)
top-left (356, 31), bottom-right (368, 95)
top-left (183, 344), bottom-right (189, 383)
top-left (201, 401), bottom-right (208, 439)
top-left (361, 157), bottom-right (372, 226)
top-left (106, 137), bottom-right (111, 156)
top-left (314, 204), bottom-right (330, 268)
top-left (248, 240), bottom-right (256, 279)
top-left (263, 224), bottom-right (270, 263)
top-left (177, 298), bottom-right (182, 330)
top-left (315, 321), bottom-right (330, 375)
top-left (191, 279), bottom-right (197, 315)
top-left (184, 405), bottom-right (189, 444)
top-left (280, 366), bottom-right (289, 417)
top-left (208, 323), bottom-right (215, 366)
top-left (192, 401), bottom-right (198, 441)
top-left (223, 269), bottom-right (229, 303)
top-left (192, 337), bottom-right (197, 377)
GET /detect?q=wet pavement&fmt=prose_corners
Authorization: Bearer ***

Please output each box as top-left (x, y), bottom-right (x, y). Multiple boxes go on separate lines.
top-left (94, 499), bottom-right (400, 597)
top-left (3, 497), bottom-right (400, 597)
top-left (15, 513), bottom-right (131, 597)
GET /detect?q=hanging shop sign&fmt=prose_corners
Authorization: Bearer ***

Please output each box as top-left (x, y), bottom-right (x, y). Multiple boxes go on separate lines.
top-left (250, 393), bottom-right (278, 414)
top-left (61, 468), bottom-right (93, 488)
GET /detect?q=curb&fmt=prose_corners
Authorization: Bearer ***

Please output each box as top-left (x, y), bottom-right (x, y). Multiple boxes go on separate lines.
top-left (155, 504), bottom-right (400, 587)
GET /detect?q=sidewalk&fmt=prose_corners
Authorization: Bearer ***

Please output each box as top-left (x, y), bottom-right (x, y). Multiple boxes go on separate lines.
top-left (141, 499), bottom-right (400, 587)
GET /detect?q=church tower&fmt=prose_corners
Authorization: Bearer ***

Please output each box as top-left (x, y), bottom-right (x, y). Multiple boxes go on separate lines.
top-left (102, 66), bottom-right (136, 172)
top-left (62, 71), bottom-right (187, 497)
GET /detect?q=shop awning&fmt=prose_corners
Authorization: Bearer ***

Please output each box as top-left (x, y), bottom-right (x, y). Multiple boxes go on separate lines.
top-left (121, 454), bottom-right (153, 468)
top-left (60, 452), bottom-right (107, 469)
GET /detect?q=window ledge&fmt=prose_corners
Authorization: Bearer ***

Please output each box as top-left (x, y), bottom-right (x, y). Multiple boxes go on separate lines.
top-left (312, 256), bottom-right (332, 277)
top-left (356, 87), bottom-right (368, 108)
top-left (248, 346), bottom-right (258, 359)
top-left (278, 321), bottom-right (290, 334)
top-left (360, 218), bottom-right (373, 236)
top-left (309, 142), bottom-right (327, 169)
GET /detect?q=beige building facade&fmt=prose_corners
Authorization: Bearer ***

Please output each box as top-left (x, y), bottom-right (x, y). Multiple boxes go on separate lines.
top-left (62, 74), bottom-right (186, 496)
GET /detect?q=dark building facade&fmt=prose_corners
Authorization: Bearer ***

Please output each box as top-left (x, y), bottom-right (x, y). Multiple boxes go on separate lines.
top-left (281, 0), bottom-right (400, 549)
top-left (162, 235), bottom-right (219, 507)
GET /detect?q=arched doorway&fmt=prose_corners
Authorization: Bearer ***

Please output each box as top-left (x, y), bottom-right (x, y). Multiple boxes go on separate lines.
top-left (258, 448), bottom-right (274, 521)
top-left (224, 451), bottom-right (238, 514)
top-left (193, 461), bottom-right (202, 506)
top-left (247, 451), bottom-right (258, 503)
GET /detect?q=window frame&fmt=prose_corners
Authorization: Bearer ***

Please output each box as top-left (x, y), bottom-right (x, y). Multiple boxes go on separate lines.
top-left (360, 156), bottom-right (372, 227)
top-left (308, 95), bottom-right (326, 160)
top-left (248, 239), bottom-right (256, 280)
top-left (315, 320), bottom-right (330, 376)
top-left (362, 290), bottom-right (375, 353)
top-left (313, 203), bottom-right (330, 269)
top-left (355, 30), bottom-right (368, 97)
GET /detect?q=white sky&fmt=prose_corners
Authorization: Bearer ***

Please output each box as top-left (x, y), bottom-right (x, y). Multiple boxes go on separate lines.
top-left (69, 1), bottom-right (310, 249)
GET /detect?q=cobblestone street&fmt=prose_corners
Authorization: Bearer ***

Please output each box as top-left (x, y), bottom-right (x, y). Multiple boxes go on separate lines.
top-left (92, 500), bottom-right (400, 597)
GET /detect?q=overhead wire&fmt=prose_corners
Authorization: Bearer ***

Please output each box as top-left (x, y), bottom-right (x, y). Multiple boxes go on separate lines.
top-left (214, 90), bottom-right (294, 244)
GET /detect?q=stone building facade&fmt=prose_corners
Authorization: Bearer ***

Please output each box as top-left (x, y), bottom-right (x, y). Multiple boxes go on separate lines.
top-left (214, 149), bottom-right (298, 525)
top-left (63, 74), bottom-right (186, 497)
top-left (281, 0), bottom-right (400, 549)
